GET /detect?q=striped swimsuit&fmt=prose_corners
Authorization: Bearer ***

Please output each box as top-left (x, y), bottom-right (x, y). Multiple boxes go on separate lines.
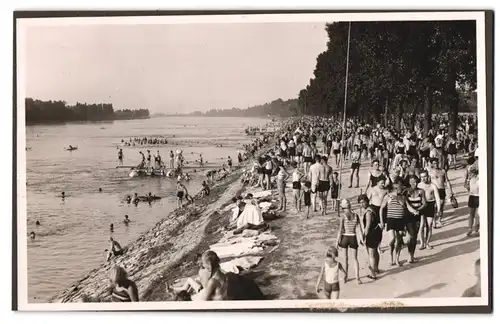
top-left (111, 285), bottom-right (132, 302)
top-left (386, 195), bottom-right (406, 231)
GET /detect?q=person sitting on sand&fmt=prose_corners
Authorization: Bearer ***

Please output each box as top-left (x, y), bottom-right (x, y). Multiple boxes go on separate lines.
top-left (201, 181), bottom-right (210, 197)
top-left (109, 265), bottom-right (139, 302)
top-left (107, 237), bottom-right (124, 261)
top-left (229, 198), bottom-right (266, 233)
top-left (315, 246), bottom-right (347, 299)
top-left (175, 251), bottom-right (229, 301)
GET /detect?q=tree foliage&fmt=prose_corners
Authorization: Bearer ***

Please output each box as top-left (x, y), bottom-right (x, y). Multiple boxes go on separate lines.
top-left (298, 20), bottom-right (477, 133)
top-left (25, 98), bottom-right (150, 124)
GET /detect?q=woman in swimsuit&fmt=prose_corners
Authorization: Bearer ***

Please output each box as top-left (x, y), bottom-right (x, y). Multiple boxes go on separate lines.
top-left (364, 159), bottom-right (389, 194)
top-left (109, 266), bottom-right (139, 302)
top-left (336, 199), bottom-right (364, 284)
top-left (315, 246), bottom-right (347, 299)
top-left (277, 163), bottom-right (290, 212)
top-left (405, 175), bottom-right (427, 263)
top-left (380, 178), bottom-right (420, 266)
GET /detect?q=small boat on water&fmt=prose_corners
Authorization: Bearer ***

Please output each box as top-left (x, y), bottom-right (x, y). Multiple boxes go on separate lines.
top-left (65, 145), bottom-right (78, 151)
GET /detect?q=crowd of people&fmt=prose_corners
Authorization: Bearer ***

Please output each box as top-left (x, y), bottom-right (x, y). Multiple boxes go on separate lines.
top-left (120, 136), bottom-right (169, 147)
top-left (95, 112), bottom-right (481, 302)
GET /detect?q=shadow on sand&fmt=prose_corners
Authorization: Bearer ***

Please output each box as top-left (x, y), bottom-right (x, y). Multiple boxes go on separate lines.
top-left (379, 238), bottom-right (479, 279)
top-left (396, 283), bottom-right (448, 298)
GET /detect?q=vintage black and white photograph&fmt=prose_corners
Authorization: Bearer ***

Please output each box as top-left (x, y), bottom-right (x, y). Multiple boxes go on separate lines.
top-left (14, 11), bottom-right (491, 311)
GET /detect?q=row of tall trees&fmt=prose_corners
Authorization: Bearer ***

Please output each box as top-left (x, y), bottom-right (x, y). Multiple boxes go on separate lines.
top-left (298, 20), bottom-right (477, 134)
top-left (25, 98), bottom-right (150, 124)
top-left (189, 98), bottom-right (299, 117)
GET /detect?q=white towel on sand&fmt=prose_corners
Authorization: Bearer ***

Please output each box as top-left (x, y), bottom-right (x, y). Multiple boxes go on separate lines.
top-left (220, 256), bottom-right (263, 274)
top-left (250, 190), bottom-right (273, 199)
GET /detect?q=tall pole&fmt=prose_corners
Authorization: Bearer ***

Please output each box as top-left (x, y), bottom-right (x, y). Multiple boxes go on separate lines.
top-left (337, 21), bottom-right (352, 216)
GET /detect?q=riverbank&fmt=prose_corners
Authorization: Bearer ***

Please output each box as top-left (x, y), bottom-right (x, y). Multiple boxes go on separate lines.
top-left (251, 153), bottom-right (480, 300)
top-left (51, 137), bottom-right (277, 303)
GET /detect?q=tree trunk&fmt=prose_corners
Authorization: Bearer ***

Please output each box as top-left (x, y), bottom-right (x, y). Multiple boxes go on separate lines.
top-left (448, 87), bottom-right (459, 135)
top-left (384, 97), bottom-right (389, 127)
top-left (423, 86), bottom-right (433, 135)
top-left (409, 100), bottom-right (421, 132)
top-left (395, 99), bottom-right (403, 132)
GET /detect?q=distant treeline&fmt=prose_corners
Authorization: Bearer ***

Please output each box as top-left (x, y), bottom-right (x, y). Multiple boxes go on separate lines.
top-left (25, 98), bottom-right (150, 124)
top-left (184, 98), bottom-right (299, 118)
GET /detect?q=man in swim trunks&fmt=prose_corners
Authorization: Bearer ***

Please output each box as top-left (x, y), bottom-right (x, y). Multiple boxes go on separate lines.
top-left (176, 181), bottom-right (188, 208)
top-left (318, 156), bottom-right (332, 215)
top-left (417, 170), bottom-right (442, 249)
top-left (349, 145), bottom-right (361, 188)
top-left (428, 157), bottom-right (452, 228)
top-left (308, 155), bottom-right (322, 213)
top-left (367, 177), bottom-right (388, 227)
top-left (302, 141), bottom-right (314, 177)
top-left (107, 237), bottom-right (124, 261)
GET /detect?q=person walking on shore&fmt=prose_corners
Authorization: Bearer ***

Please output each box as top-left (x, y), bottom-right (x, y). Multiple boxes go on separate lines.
top-left (465, 162), bottom-right (479, 237)
top-left (309, 155), bottom-right (321, 213)
top-left (380, 178), bottom-right (419, 266)
top-left (417, 170), bottom-right (441, 250)
top-left (349, 145), bottom-right (361, 188)
top-left (291, 161), bottom-right (304, 213)
top-left (336, 199), bottom-right (363, 284)
top-left (358, 194), bottom-right (382, 279)
top-left (302, 181), bottom-right (312, 219)
top-left (109, 266), bottom-right (139, 302)
top-left (315, 246), bottom-right (347, 299)
top-left (428, 157), bottom-right (452, 228)
top-left (276, 163), bottom-right (290, 212)
top-left (405, 175), bottom-right (427, 263)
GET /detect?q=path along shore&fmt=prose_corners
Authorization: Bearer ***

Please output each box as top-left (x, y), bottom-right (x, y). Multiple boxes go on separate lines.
top-left (252, 151), bottom-right (480, 300)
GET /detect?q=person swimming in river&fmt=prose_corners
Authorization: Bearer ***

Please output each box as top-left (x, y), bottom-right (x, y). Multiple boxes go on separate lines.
top-left (35, 220), bottom-right (41, 226)
top-left (124, 215), bottom-right (130, 225)
top-left (110, 223), bottom-right (114, 233)
top-left (61, 191), bottom-right (66, 199)
top-left (29, 231), bottom-right (36, 240)
top-left (107, 237), bottom-right (124, 261)
top-left (125, 195), bottom-right (132, 204)
top-left (133, 193), bottom-right (140, 205)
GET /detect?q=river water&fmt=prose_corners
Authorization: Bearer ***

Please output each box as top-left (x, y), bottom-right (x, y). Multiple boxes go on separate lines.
top-left (25, 116), bottom-right (271, 302)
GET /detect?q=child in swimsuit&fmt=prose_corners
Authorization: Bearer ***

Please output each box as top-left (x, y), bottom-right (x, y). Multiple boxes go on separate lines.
top-left (315, 246), bottom-right (346, 299)
top-left (303, 181), bottom-right (312, 219)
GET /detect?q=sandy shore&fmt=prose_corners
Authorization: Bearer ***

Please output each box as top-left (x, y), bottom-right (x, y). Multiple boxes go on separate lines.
top-left (252, 154), bottom-right (480, 300)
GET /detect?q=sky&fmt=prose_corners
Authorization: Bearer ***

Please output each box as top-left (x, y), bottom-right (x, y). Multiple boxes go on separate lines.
top-left (23, 22), bottom-right (329, 114)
